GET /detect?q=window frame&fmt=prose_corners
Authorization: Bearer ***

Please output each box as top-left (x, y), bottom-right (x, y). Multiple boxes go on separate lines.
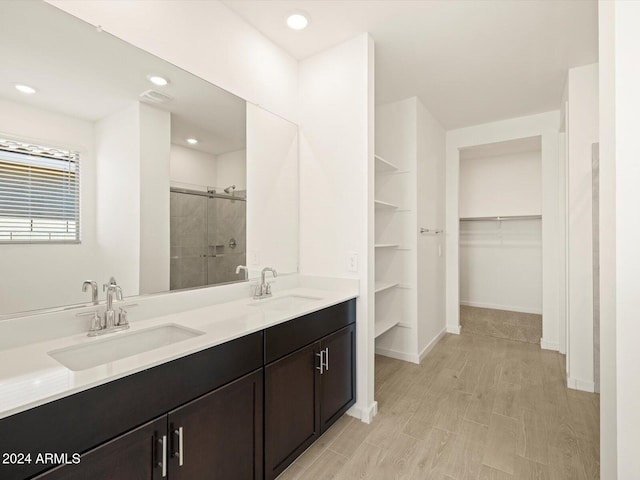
top-left (0, 135), bottom-right (82, 245)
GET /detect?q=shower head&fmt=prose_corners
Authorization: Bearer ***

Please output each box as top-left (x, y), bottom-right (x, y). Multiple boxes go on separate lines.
top-left (223, 185), bottom-right (236, 194)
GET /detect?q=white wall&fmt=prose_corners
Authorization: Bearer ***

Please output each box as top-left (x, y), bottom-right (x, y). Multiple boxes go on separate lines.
top-left (445, 112), bottom-right (562, 349)
top-left (169, 144), bottom-right (217, 189)
top-left (459, 151), bottom-right (542, 218)
top-left (598, 1), bottom-right (616, 477)
top-left (246, 104), bottom-right (298, 274)
top-left (299, 34), bottom-right (376, 422)
top-left (460, 219), bottom-right (542, 314)
top-left (95, 103), bottom-right (140, 296)
top-left (0, 98), bottom-right (99, 313)
top-left (217, 149), bottom-right (246, 192)
top-left (46, 0), bottom-right (299, 123)
top-left (459, 149), bottom-right (542, 314)
top-left (599, 2), bottom-right (640, 477)
top-left (139, 103), bottom-right (171, 294)
top-left (416, 100), bottom-right (447, 356)
top-left (169, 146), bottom-right (246, 193)
top-left (566, 63), bottom-right (599, 392)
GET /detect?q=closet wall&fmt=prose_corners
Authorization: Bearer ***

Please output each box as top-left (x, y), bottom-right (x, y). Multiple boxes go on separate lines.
top-left (459, 141), bottom-right (542, 314)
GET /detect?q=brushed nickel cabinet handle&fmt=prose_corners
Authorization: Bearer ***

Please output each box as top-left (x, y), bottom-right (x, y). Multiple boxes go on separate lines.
top-left (161, 435), bottom-right (167, 477)
top-left (316, 351), bottom-right (324, 374)
top-left (175, 426), bottom-right (184, 467)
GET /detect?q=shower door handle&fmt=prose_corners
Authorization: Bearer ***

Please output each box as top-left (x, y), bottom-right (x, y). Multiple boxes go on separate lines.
top-left (200, 254), bottom-right (217, 258)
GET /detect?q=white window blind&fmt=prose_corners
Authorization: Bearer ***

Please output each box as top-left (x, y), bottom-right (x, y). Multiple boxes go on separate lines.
top-left (0, 137), bottom-right (80, 243)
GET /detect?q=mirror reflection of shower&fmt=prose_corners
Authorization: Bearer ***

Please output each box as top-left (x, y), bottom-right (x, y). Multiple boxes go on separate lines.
top-left (170, 183), bottom-right (247, 290)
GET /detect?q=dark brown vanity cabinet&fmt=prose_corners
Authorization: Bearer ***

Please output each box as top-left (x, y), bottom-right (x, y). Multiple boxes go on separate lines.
top-left (34, 369), bottom-right (263, 480)
top-left (167, 368), bottom-right (263, 480)
top-left (2, 331), bottom-right (263, 480)
top-left (319, 325), bottom-right (357, 430)
top-left (1, 299), bottom-right (356, 480)
top-left (264, 300), bottom-right (356, 480)
top-left (33, 417), bottom-right (167, 480)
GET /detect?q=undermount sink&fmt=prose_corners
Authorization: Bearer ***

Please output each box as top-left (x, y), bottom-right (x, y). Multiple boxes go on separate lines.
top-left (249, 294), bottom-right (323, 311)
top-left (48, 324), bottom-right (205, 371)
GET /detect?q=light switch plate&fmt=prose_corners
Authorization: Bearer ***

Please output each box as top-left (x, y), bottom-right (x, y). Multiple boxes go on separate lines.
top-left (347, 251), bottom-right (358, 272)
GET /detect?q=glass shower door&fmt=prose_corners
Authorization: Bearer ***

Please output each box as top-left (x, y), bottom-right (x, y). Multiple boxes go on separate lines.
top-left (170, 191), bottom-right (208, 290)
top-left (206, 196), bottom-right (246, 285)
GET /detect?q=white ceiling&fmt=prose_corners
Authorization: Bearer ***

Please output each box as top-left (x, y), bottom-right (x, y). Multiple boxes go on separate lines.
top-left (224, 0), bottom-right (598, 129)
top-left (0, 1), bottom-right (246, 156)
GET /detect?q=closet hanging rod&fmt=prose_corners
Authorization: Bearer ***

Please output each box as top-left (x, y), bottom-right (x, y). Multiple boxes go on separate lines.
top-left (170, 186), bottom-right (247, 201)
top-left (420, 228), bottom-right (443, 235)
top-left (459, 215), bottom-right (541, 222)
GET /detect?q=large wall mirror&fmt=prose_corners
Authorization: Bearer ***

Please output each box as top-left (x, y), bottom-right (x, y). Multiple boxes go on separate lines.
top-left (0, 2), bottom-right (299, 316)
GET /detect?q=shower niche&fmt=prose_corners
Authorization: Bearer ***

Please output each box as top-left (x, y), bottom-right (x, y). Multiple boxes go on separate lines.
top-left (170, 187), bottom-right (247, 290)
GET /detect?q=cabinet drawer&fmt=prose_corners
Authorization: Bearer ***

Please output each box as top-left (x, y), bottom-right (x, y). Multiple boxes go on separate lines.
top-left (0, 331), bottom-right (263, 480)
top-left (264, 299), bottom-right (356, 364)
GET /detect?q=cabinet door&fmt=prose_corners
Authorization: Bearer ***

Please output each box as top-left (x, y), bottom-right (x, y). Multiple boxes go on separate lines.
top-left (320, 324), bottom-right (356, 431)
top-left (167, 369), bottom-right (263, 480)
top-left (33, 417), bottom-right (166, 480)
top-left (264, 342), bottom-right (321, 480)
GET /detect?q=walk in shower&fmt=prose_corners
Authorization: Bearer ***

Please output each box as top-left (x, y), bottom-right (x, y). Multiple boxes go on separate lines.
top-left (170, 187), bottom-right (246, 290)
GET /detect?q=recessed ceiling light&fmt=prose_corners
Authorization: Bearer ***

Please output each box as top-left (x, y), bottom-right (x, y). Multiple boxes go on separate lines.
top-left (147, 75), bottom-right (169, 86)
top-left (286, 13), bottom-right (309, 30)
top-left (186, 138), bottom-right (198, 145)
top-left (15, 84), bottom-right (36, 94)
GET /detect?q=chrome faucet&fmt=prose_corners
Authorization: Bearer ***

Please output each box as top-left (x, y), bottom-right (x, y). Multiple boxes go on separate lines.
top-left (81, 280), bottom-right (130, 336)
top-left (235, 265), bottom-right (249, 280)
top-left (82, 280), bottom-right (98, 305)
top-left (254, 267), bottom-right (277, 300)
top-left (104, 284), bottom-right (123, 329)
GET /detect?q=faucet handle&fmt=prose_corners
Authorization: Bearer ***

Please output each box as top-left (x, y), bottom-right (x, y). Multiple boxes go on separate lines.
top-left (118, 307), bottom-right (129, 327)
top-left (77, 310), bottom-right (104, 335)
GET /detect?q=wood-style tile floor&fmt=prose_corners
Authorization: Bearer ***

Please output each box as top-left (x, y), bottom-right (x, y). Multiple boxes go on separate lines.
top-left (277, 332), bottom-right (600, 480)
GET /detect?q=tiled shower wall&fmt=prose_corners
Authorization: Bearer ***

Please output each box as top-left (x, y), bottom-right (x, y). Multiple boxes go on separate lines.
top-left (170, 191), bottom-right (246, 290)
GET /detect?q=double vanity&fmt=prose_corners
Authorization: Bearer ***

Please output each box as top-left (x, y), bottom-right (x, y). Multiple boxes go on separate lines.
top-left (0, 277), bottom-right (358, 480)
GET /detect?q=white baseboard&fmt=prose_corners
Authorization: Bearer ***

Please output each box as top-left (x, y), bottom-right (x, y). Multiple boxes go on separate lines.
top-left (567, 377), bottom-right (595, 393)
top-left (347, 401), bottom-right (378, 424)
top-left (419, 329), bottom-right (447, 362)
top-left (460, 300), bottom-right (542, 315)
top-left (446, 324), bottom-right (461, 335)
top-left (375, 346), bottom-right (420, 364)
top-left (540, 338), bottom-right (559, 351)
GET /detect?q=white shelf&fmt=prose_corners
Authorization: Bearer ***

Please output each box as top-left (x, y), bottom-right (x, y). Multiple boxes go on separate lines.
top-left (375, 281), bottom-right (399, 294)
top-left (375, 154), bottom-right (399, 173)
top-left (375, 317), bottom-right (400, 338)
top-left (374, 199), bottom-right (399, 210)
top-left (374, 243), bottom-right (399, 249)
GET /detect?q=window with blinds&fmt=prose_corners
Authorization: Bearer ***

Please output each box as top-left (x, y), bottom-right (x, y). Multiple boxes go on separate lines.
top-left (0, 137), bottom-right (80, 243)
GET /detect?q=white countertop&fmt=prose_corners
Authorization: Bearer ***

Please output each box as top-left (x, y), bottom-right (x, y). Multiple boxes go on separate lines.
top-left (0, 285), bottom-right (358, 420)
